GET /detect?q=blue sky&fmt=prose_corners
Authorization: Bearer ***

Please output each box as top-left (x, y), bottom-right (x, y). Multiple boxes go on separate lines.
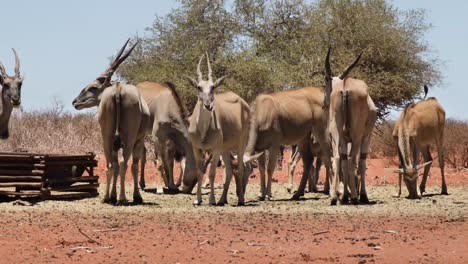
top-left (1, 0), bottom-right (466, 119)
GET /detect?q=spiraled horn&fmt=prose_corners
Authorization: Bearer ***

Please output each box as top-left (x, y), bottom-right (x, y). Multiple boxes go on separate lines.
top-left (206, 52), bottom-right (213, 82)
top-left (325, 47), bottom-right (332, 78)
top-left (12, 48), bottom-right (20, 77)
top-left (197, 53), bottom-right (205, 82)
top-left (338, 52), bottom-right (362, 80)
top-left (0, 62), bottom-right (7, 78)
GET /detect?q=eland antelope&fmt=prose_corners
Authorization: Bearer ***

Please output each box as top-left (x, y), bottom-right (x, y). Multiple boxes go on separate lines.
top-left (185, 53), bottom-right (254, 206)
top-left (392, 87), bottom-right (446, 198)
top-left (286, 142), bottom-right (324, 194)
top-left (136, 81), bottom-right (199, 194)
top-left (0, 49), bottom-right (23, 139)
top-left (324, 48), bottom-right (377, 205)
top-left (243, 86), bottom-right (332, 201)
top-left (72, 39), bottom-right (150, 204)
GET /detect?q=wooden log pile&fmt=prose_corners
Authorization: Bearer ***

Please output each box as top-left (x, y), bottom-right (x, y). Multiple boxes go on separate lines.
top-left (0, 152), bottom-right (99, 200)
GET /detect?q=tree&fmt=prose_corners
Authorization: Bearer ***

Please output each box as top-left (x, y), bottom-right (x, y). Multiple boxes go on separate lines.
top-left (118, 0), bottom-right (441, 120)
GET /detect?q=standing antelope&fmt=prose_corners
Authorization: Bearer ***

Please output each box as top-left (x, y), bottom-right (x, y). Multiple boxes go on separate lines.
top-left (324, 49), bottom-right (377, 205)
top-left (0, 49), bottom-right (23, 139)
top-left (186, 53), bottom-right (253, 206)
top-left (392, 88), bottom-right (446, 198)
top-left (72, 39), bottom-right (150, 205)
top-left (287, 142), bottom-right (324, 194)
top-left (243, 86), bottom-right (332, 201)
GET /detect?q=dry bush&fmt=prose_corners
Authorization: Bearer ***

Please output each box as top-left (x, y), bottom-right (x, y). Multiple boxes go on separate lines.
top-left (369, 121), bottom-right (396, 160)
top-left (0, 100), bottom-right (102, 154)
top-left (444, 119), bottom-right (468, 169)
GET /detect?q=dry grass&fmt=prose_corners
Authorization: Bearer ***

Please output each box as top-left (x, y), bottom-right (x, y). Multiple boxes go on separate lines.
top-left (0, 101), bottom-right (101, 154)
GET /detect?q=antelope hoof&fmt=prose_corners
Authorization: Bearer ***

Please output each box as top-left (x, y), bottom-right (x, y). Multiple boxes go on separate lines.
top-left (258, 195), bottom-right (266, 201)
top-left (441, 188), bottom-right (448, 195)
top-left (419, 186), bottom-right (426, 195)
top-left (216, 201), bottom-right (227, 206)
top-left (163, 187), bottom-right (180, 194)
top-left (116, 199), bottom-right (128, 206)
top-left (139, 182), bottom-right (146, 190)
top-left (287, 187), bottom-right (293, 194)
top-left (291, 193), bottom-right (302, 201)
top-left (237, 201), bottom-right (245, 206)
top-left (192, 200), bottom-right (202, 206)
top-left (341, 195), bottom-right (349, 205)
top-left (102, 197), bottom-right (111, 204)
top-left (351, 198), bottom-right (359, 205)
top-left (133, 195), bottom-right (143, 204)
top-left (330, 197), bottom-right (338, 206)
top-left (265, 195), bottom-right (272, 201)
top-left (359, 194), bottom-right (369, 204)
top-left (110, 196), bottom-right (118, 205)
top-left (323, 188), bottom-right (330, 195)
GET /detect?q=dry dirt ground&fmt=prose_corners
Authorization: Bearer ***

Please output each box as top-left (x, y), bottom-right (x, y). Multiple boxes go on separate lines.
top-left (0, 156), bottom-right (467, 264)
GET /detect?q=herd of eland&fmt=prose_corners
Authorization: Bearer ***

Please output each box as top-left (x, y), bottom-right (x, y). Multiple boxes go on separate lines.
top-left (0, 39), bottom-right (448, 206)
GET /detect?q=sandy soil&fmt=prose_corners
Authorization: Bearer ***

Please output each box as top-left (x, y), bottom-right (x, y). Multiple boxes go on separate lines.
top-left (0, 154), bottom-right (467, 264)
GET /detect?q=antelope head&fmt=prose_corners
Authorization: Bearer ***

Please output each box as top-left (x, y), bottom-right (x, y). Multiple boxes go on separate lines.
top-left (0, 49), bottom-right (24, 107)
top-left (186, 53), bottom-right (226, 111)
top-left (72, 38), bottom-right (138, 110)
top-left (323, 48), bottom-right (362, 109)
top-left (392, 136), bottom-right (432, 182)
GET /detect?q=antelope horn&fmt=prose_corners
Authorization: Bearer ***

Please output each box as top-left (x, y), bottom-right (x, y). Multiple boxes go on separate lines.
top-left (109, 39), bottom-right (139, 72)
top-left (325, 47), bottom-right (332, 78)
top-left (416, 161), bottom-right (432, 170)
top-left (110, 38), bottom-right (130, 67)
top-left (397, 143), bottom-right (408, 170)
top-left (423, 85), bottom-right (429, 99)
top-left (197, 53), bottom-right (205, 82)
top-left (338, 52), bottom-right (362, 80)
top-left (12, 48), bottom-right (20, 77)
top-left (206, 52), bottom-right (213, 82)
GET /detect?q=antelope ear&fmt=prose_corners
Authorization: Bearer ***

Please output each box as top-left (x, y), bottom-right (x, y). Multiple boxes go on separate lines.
top-left (213, 75), bottom-right (227, 89)
top-left (185, 76), bottom-right (198, 88)
top-left (416, 161), bottom-right (432, 170)
top-left (96, 76), bottom-right (107, 84)
top-left (244, 152), bottom-right (264, 164)
top-left (386, 168), bottom-right (404, 174)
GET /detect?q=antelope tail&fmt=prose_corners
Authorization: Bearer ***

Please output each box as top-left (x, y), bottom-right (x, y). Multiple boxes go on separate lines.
top-left (113, 83), bottom-right (122, 151)
top-left (342, 90), bottom-right (351, 141)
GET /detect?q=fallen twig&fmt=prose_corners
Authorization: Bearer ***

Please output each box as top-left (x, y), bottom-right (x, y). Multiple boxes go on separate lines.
top-left (198, 240), bottom-right (209, 246)
top-left (78, 228), bottom-right (101, 245)
top-left (313, 230), bottom-right (330, 235)
top-left (92, 228), bottom-right (119, 233)
top-left (247, 242), bottom-right (268, 247)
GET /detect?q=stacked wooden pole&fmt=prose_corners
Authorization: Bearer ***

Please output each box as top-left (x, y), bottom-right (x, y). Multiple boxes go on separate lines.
top-left (0, 152), bottom-right (99, 200)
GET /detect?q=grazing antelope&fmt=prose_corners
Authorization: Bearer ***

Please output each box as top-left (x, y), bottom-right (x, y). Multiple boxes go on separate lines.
top-left (185, 53), bottom-right (254, 206)
top-left (286, 142), bottom-right (325, 193)
top-left (0, 49), bottom-right (23, 139)
top-left (243, 86), bottom-right (332, 201)
top-left (392, 87), bottom-right (446, 198)
top-left (72, 39), bottom-right (150, 204)
top-left (136, 81), bottom-right (199, 194)
top-left (324, 48), bottom-right (377, 205)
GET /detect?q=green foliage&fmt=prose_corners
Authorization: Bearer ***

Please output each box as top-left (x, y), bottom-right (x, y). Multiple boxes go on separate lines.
top-left (118, 0), bottom-right (441, 120)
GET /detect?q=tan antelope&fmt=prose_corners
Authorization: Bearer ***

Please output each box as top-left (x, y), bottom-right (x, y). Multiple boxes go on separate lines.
top-left (324, 48), bottom-right (377, 205)
top-left (286, 142), bottom-right (325, 193)
top-left (243, 86), bottom-right (332, 201)
top-left (72, 39), bottom-right (150, 205)
top-left (185, 53), bottom-right (254, 206)
top-left (392, 87), bottom-right (446, 198)
top-left (0, 49), bottom-right (23, 139)
top-left (136, 81), bottom-right (199, 194)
